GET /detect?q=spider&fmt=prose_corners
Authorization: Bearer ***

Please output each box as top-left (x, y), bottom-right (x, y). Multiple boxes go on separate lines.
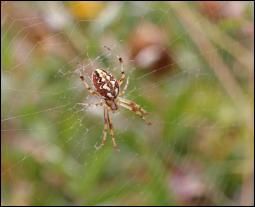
top-left (79, 47), bottom-right (151, 150)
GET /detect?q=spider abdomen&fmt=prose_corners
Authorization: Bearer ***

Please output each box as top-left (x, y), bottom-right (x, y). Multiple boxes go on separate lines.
top-left (92, 69), bottom-right (119, 100)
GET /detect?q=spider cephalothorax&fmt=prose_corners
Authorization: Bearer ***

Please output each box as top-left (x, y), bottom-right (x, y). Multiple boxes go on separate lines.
top-left (79, 48), bottom-right (151, 150)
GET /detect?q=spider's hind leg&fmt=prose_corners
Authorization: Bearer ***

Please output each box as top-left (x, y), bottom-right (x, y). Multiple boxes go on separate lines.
top-left (119, 76), bottom-right (129, 97)
top-left (103, 45), bottom-right (125, 86)
top-left (79, 72), bottom-right (98, 96)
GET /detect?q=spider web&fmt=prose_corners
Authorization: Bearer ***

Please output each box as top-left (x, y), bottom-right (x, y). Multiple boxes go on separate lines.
top-left (1, 1), bottom-right (254, 206)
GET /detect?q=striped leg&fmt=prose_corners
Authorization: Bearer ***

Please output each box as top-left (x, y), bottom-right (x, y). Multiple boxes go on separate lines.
top-left (118, 57), bottom-right (125, 86)
top-left (79, 73), bottom-right (97, 96)
top-left (106, 108), bottom-right (119, 151)
top-left (100, 106), bottom-right (108, 147)
top-left (118, 97), bottom-right (152, 125)
top-left (77, 101), bottom-right (103, 108)
top-left (119, 76), bottom-right (129, 96)
top-left (103, 45), bottom-right (125, 86)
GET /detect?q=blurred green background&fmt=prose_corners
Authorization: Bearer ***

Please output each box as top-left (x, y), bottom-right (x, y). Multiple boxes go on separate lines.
top-left (1, 1), bottom-right (254, 206)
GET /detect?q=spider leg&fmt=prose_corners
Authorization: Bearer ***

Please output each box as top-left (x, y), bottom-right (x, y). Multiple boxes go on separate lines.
top-left (103, 45), bottom-right (125, 86)
top-left (95, 105), bottom-right (108, 149)
top-left (118, 97), bottom-right (152, 125)
top-left (118, 57), bottom-right (126, 86)
top-left (77, 101), bottom-right (103, 108)
top-left (119, 76), bottom-right (129, 96)
top-left (79, 73), bottom-right (98, 96)
top-left (106, 107), bottom-right (119, 151)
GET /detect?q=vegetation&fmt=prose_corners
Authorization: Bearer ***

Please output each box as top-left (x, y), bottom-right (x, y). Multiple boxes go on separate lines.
top-left (1, 2), bottom-right (254, 206)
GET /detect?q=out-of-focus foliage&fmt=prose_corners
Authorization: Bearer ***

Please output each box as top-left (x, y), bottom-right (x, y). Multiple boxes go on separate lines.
top-left (1, 1), bottom-right (254, 206)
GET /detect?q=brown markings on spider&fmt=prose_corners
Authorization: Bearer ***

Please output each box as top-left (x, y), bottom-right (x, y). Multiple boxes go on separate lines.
top-left (92, 69), bottom-right (119, 110)
top-left (79, 49), bottom-right (151, 150)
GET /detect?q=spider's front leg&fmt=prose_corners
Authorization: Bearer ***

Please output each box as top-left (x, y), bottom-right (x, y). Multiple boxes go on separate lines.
top-left (97, 105), bottom-right (119, 151)
top-left (118, 97), bottom-right (152, 125)
top-left (77, 101), bottom-right (103, 108)
top-left (100, 105), bottom-right (108, 148)
top-left (106, 107), bottom-right (119, 151)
